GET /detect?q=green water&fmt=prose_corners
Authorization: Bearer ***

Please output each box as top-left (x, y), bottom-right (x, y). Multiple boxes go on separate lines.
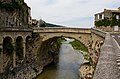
top-left (36, 40), bottom-right (84, 79)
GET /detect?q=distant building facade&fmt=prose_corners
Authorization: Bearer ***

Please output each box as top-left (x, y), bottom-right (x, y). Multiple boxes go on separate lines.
top-left (94, 7), bottom-right (120, 32)
top-left (31, 19), bottom-right (38, 26)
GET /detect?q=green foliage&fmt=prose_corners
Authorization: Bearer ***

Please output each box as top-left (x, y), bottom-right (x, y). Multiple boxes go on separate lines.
top-left (111, 16), bottom-right (118, 26)
top-left (103, 18), bottom-right (111, 26)
top-left (95, 16), bottom-right (120, 27)
top-left (0, 1), bottom-right (22, 11)
top-left (55, 38), bottom-right (64, 47)
top-left (95, 18), bottom-right (111, 27)
top-left (118, 19), bottom-right (120, 26)
top-left (95, 20), bottom-right (103, 27)
top-left (70, 40), bottom-right (91, 61)
top-left (40, 23), bottom-right (47, 27)
top-left (70, 40), bottom-right (88, 52)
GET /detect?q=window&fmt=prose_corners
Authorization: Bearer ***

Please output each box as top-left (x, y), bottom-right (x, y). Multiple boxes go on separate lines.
top-left (97, 15), bottom-right (99, 19)
top-left (116, 15), bottom-right (119, 19)
top-left (114, 26), bottom-right (119, 32)
top-left (102, 14), bottom-right (104, 19)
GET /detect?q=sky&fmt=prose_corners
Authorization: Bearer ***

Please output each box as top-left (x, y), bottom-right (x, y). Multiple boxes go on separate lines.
top-left (24, 0), bottom-right (120, 28)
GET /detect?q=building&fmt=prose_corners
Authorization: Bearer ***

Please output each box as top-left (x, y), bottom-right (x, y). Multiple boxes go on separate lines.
top-left (28, 7), bottom-right (33, 25)
top-left (31, 19), bottom-right (38, 26)
top-left (0, 0), bottom-right (32, 73)
top-left (0, 0), bottom-right (31, 28)
top-left (94, 7), bottom-right (120, 32)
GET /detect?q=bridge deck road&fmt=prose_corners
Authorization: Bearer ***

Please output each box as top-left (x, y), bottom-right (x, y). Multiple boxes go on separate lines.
top-left (111, 34), bottom-right (120, 46)
top-left (111, 33), bottom-right (120, 79)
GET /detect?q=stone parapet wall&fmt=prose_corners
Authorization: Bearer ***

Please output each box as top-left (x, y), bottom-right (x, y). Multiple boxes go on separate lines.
top-left (96, 26), bottom-right (120, 33)
top-left (33, 27), bottom-right (91, 33)
top-left (93, 33), bottom-right (120, 79)
top-left (91, 28), bottom-right (106, 38)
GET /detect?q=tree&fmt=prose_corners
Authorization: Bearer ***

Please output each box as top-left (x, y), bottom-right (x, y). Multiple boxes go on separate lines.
top-left (39, 19), bottom-right (47, 27)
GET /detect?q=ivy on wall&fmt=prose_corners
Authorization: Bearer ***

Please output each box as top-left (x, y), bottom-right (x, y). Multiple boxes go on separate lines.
top-left (95, 17), bottom-right (120, 27)
top-left (0, 1), bottom-right (22, 11)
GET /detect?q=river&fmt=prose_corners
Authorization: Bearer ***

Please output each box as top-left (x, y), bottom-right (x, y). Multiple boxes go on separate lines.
top-left (36, 39), bottom-right (84, 79)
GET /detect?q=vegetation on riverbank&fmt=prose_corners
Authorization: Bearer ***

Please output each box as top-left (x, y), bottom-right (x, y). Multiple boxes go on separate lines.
top-left (70, 40), bottom-right (91, 61)
top-left (70, 40), bottom-right (94, 79)
top-left (70, 40), bottom-right (88, 52)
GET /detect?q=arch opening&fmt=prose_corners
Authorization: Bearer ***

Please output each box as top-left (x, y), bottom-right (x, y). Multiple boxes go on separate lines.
top-left (25, 36), bottom-right (31, 58)
top-left (36, 36), bottom-right (90, 79)
top-left (3, 37), bottom-right (13, 55)
top-left (38, 36), bottom-right (90, 64)
top-left (16, 36), bottom-right (23, 60)
top-left (3, 36), bottom-right (13, 71)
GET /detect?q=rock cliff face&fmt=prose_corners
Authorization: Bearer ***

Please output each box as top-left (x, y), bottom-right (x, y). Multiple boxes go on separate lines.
top-left (0, 0), bottom-right (30, 28)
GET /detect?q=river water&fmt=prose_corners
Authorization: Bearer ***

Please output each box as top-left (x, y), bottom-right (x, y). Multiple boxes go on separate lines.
top-left (36, 39), bottom-right (84, 79)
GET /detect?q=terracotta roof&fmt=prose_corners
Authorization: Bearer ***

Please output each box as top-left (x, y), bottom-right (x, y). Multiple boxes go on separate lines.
top-left (111, 10), bottom-right (120, 13)
top-left (95, 9), bottom-right (120, 15)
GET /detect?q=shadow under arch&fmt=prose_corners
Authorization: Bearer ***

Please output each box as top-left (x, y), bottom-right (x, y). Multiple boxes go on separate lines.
top-left (3, 36), bottom-right (13, 55)
top-left (38, 36), bottom-right (90, 65)
top-left (3, 36), bottom-right (14, 71)
top-left (42, 35), bottom-right (89, 53)
top-left (25, 35), bottom-right (31, 58)
top-left (15, 36), bottom-right (24, 61)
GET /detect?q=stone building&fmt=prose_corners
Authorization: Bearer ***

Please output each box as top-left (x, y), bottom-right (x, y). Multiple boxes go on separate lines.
top-left (0, 0), bottom-right (32, 74)
top-left (94, 7), bottom-right (120, 32)
top-left (0, 0), bottom-right (31, 28)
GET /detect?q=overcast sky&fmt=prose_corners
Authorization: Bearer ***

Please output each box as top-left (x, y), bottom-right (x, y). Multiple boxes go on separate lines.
top-left (24, 0), bottom-right (120, 28)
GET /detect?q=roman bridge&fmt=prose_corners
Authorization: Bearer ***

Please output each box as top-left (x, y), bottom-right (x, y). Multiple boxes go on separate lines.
top-left (33, 27), bottom-right (120, 79)
top-left (33, 27), bottom-right (105, 70)
top-left (0, 27), bottom-right (120, 79)
top-left (33, 27), bottom-right (105, 49)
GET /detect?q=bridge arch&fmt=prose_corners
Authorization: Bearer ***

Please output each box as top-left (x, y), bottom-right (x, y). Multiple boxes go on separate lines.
top-left (40, 33), bottom-right (91, 49)
top-left (38, 35), bottom-right (90, 60)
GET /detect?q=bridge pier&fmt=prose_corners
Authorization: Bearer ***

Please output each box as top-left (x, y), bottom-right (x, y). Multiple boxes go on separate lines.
top-left (23, 41), bottom-right (26, 58)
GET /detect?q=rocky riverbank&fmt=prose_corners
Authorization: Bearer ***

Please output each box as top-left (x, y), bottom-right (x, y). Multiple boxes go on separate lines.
top-left (0, 57), bottom-right (53, 79)
top-left (70, 40), bottom-right (94, 79)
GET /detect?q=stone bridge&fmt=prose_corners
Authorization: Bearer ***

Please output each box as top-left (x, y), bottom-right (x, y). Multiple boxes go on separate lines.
top-left (33, 27), bottom-right (105, 70)
top-left (33, 27), bottom-right (92, 47)
top-left (33, 27), bottom-right (104, 48)
top-left (0, 27), bottom-right (119, 79)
